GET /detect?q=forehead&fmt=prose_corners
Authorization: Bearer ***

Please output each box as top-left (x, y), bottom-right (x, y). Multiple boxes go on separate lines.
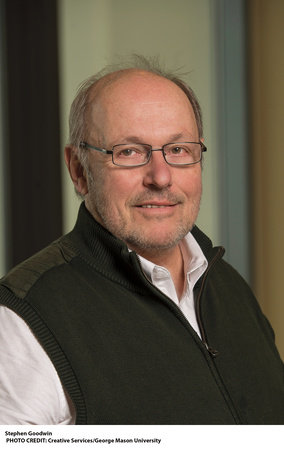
top-left (93, 70), bottom-right (190, 109)
top-left (87, 70), bottom-right (197, 142)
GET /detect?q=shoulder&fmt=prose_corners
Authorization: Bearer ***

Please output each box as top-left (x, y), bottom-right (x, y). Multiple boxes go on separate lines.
top-left (0, 238), bottom-right (76, 299)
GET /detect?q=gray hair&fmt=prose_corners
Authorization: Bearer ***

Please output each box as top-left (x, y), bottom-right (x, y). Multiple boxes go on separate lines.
top-left (68, 55), bottom-right (204, 165)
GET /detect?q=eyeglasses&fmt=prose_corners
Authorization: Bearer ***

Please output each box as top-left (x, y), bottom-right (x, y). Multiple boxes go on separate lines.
top-left (79, 141), bottom-right (207, 167)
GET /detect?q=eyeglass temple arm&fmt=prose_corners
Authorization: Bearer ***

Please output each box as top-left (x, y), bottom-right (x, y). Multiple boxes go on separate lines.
top-left (200, 142), bottom-right (207, 152)
top-left (79, 142), bottom-right (113, 155)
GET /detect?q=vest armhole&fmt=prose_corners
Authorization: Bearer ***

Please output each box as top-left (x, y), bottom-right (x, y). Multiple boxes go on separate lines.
top-left (0, 285), bottom-right (87, 424)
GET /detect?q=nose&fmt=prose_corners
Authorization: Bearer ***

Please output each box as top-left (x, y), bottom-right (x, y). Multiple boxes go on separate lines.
top-left (142, 149), bottom-right (172, 189)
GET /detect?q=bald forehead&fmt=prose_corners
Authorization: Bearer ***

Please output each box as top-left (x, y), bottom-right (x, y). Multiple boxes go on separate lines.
top-left (88, 69), bottom-right (189, 108)
top-left (83, 69), bottom-right (198, 148)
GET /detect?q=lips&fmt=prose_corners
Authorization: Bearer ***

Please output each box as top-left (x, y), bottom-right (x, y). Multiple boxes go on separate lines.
top-left (138, 203), bottom-right (176, 208)
top-left (131, 192), bottom-right (183, 210)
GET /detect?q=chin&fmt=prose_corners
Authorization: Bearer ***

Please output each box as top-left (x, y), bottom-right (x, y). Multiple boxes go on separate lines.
top-left (124, 227), bottom-right (190, 253)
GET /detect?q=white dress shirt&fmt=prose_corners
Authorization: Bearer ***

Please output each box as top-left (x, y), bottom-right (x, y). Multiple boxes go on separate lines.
top-left (0, 232), bottom-right (207, 425)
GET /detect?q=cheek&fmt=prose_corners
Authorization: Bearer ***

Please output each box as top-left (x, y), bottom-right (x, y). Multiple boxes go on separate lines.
top-left (177, 169), bottom-right (202, 198)
top-left (103, 171), bottom-right (140, 205)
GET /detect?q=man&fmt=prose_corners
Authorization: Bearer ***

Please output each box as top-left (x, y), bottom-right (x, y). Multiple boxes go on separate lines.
top-left (0, 57), bottom-right (283, 424)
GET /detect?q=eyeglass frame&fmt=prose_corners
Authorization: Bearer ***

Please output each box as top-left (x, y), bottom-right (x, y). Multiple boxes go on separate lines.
top-left (79, 140), bottom-right (207, 167)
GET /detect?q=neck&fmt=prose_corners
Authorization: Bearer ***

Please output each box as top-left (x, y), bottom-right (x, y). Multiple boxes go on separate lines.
top-left (131, 244), bottom-right (185, 300)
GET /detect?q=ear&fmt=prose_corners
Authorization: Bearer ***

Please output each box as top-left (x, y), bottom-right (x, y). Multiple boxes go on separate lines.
top-left (64, 145), bottom-right (88, 196)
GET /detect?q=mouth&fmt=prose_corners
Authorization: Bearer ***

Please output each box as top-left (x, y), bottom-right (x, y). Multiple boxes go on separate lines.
top-left (131, 193), bottom-right (183, 214)
top-left (136, 202), bottom-right (177, 209)
top-left (133, 201), bottom-right (180, 216)
top-left (140, 205), bottom-right (174, 209)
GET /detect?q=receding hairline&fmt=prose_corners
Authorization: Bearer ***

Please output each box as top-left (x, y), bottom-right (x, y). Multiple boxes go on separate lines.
top-left (68, 58), bottom-right (204, 151)
top-left (82, 68), bottom-right (196, 147)
top-left (86, 68), bottom-right (183, 106)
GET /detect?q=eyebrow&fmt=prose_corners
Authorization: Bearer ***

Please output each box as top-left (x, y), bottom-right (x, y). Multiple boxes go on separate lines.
top-left (168, 133), bottom-right (189, 142)
top-left (116, 133), bottom-right (195, 145)
top-left (119, 136), bottom-right (146, 144)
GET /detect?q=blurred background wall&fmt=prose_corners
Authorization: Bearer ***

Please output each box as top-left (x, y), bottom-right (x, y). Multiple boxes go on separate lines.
top-left (0, 0), bottom-right (283, 358)
top-left (248, 0), bottom-right (284, 359)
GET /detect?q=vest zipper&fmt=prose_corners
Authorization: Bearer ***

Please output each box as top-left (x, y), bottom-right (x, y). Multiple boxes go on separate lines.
top-left (131, 247), bottom-right (242, 424)
top-left (195, 246), bottom-right (225, 357)
top-left (193, 246), bottom-right (243, 424)
top-left (130, 247), bottom-right (224, 356)
top-left (131, 247), bottom-right (225, 358)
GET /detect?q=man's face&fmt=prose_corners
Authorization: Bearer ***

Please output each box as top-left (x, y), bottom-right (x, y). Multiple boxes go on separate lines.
top-left (84, 71), bottom-right (202, 258)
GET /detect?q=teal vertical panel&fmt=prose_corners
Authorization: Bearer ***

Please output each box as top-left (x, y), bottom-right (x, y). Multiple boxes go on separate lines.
top-left (213, 0), bottom-right (250, 282)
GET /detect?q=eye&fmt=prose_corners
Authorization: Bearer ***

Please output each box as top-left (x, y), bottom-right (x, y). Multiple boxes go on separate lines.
top-left (172, 146), bottom-right (183, 154)
top-left (118, 148), bottom-right (139, 157)
top-left (113, 144), bottom-right (150, 166)
top-left (170, 145), bottom-right (190, 155)
top-left (114, 145), bottom-right (147, 160)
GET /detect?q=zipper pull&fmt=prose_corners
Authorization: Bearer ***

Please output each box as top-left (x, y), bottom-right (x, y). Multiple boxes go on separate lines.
top-left (206, 345), bottom-right (219, 358)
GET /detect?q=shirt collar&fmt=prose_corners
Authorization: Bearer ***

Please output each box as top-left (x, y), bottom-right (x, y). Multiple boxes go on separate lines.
top-left (136, 231), bottom-right (208, 284)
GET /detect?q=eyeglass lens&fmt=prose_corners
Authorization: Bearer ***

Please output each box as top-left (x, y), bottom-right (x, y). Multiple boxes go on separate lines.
top-left (112, 143), bottom-right (202, 166)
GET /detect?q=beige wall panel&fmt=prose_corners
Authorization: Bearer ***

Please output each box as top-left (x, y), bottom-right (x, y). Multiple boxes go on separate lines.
top-left (249, 0), bottom-right (284, 358)
top-left (58, 0), bottom-right (113, 231)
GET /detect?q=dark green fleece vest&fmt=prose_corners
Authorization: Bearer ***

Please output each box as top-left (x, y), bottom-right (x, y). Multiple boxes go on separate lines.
top-left (1, 203), bottom-right (283, 424)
